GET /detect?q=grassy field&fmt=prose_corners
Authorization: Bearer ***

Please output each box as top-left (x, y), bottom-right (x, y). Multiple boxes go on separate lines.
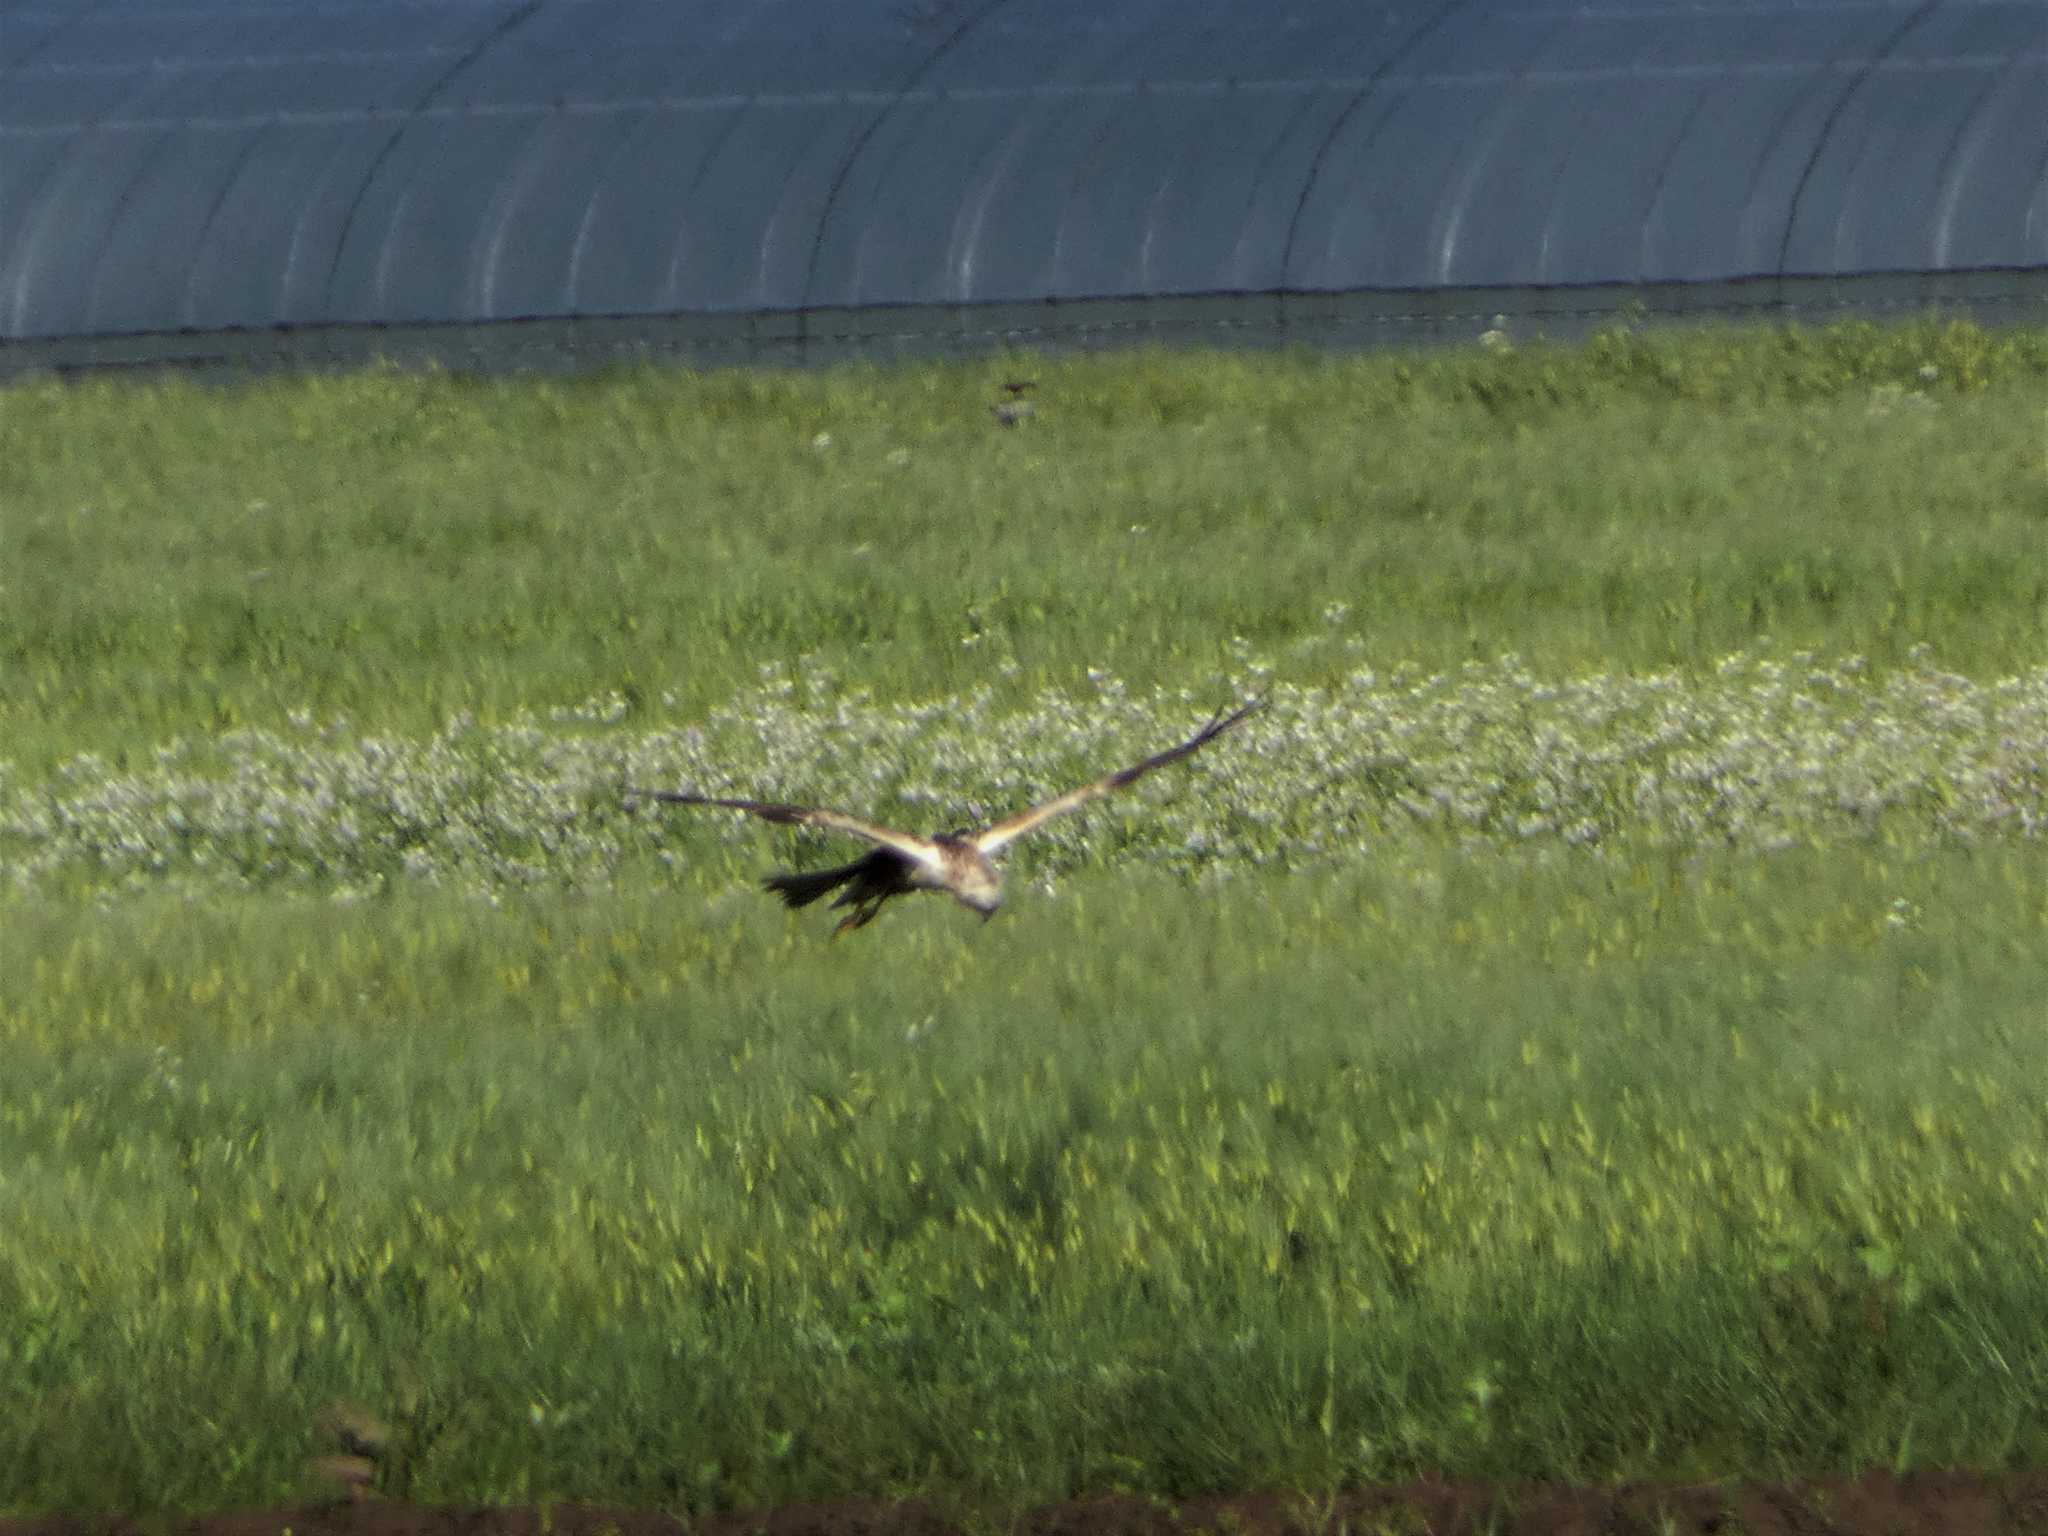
top-left (4, 319), bottom-right (2046, 775)
top-left (3, 318), bottom-right (2047, 1513)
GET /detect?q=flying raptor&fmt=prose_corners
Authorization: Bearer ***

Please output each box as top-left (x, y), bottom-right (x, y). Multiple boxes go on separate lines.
top-left (630, 699), bottom-right (1261, 935)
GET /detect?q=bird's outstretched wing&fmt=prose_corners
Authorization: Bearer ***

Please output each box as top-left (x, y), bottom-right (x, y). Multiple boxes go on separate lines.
top-left (970, 698), bottom-right (1263, 856)
top-left (628, 791), bottom-right (943, 867)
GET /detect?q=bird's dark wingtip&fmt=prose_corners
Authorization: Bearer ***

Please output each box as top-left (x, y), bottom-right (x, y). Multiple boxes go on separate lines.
top-left (1202, 697), bottom-right (1266, 737)
top-left (624, 785), bottom-right (691, 804)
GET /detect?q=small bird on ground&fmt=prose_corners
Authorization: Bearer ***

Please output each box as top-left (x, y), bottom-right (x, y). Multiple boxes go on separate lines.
top-left (630, 699), bottom-right (1261, 936)
top-left (991, 379), bottom-right (1038, 427)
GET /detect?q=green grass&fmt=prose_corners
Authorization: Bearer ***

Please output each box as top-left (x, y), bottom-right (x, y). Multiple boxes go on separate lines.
top-left (4, 849), bottom-right (2046, 1510)
top-left (3, 318), bottom-right (2045, 776)
top-left (4, 317), bottom-right (2048, 1513)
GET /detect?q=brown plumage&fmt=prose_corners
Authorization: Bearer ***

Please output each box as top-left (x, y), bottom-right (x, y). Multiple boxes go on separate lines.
top-left (629, 700), bottom-right (1261, 936)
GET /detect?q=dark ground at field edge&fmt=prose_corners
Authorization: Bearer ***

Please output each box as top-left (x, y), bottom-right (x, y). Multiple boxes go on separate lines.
top-left (9, 1472), bottom-right (2048, 1536)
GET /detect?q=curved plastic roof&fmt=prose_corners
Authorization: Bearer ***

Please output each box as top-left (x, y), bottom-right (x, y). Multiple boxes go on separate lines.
top-left (4, 0), bottom-right (2046, 366)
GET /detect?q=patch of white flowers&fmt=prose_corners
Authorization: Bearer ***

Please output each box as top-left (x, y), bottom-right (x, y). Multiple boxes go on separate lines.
top-left (3, 652), bottom-right (2042, 900)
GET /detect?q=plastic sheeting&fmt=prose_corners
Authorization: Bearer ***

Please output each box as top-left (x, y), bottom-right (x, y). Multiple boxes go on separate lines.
top-left (3, 0), bottom-right (2045, 352)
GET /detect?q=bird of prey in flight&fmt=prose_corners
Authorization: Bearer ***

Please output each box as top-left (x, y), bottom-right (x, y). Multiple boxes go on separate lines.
top-left (630, 699), bottom-right (1261, 936)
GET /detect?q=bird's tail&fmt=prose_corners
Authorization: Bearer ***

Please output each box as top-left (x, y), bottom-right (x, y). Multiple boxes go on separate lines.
top-left (763, 860), bottom-right (864, 910)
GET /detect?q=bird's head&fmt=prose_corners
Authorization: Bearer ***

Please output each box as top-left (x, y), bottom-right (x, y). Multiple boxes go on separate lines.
top-left (951, 856), bottom-right (1003, 919)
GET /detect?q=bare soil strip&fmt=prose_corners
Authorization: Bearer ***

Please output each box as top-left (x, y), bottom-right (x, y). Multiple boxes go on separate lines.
top-left (11, 1473), bottom-right (2048, 1536)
